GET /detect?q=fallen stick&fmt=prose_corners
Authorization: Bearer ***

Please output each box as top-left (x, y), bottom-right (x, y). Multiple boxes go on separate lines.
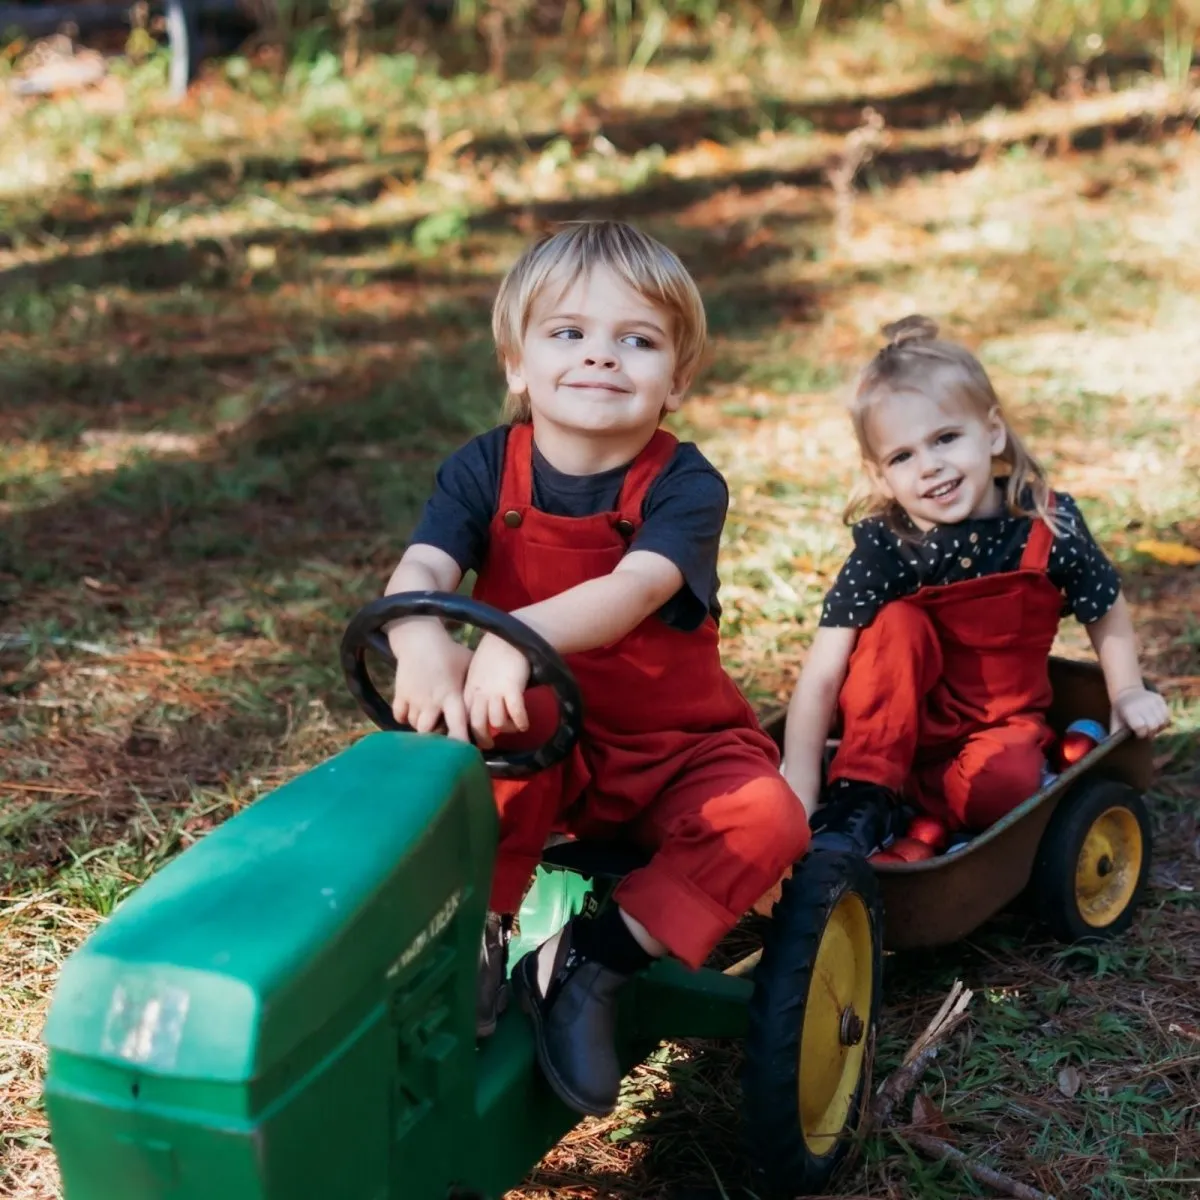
top-left (870, 981), bottom-right (1057, 1200)
top-left (903, 1131), bottom-right (1056, 1200)
top-left (872, 980), bottom-right (973, 1127)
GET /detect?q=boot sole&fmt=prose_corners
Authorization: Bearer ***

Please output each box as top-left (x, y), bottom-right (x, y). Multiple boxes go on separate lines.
top-left (511, 952), bottom-right (616, 1118)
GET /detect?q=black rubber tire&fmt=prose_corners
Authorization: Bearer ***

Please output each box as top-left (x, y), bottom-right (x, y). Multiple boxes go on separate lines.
top-left (743, 851), bottom-right (884, 1198)
top-left (1030, 776), bottom-right (1152, 943)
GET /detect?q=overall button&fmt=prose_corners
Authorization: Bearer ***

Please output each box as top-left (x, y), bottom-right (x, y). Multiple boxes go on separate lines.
top-left (615, 519), bottom-right (635, 537)
top-left (503, 510), bottom-right (523, 528)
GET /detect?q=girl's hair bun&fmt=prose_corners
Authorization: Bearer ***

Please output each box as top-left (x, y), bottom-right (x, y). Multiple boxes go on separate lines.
top-left (881, 314), bottom-right (939, 348)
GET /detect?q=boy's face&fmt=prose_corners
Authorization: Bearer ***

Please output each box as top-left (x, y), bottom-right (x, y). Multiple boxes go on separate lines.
top-left (505, 264), bottom-right (685, 446)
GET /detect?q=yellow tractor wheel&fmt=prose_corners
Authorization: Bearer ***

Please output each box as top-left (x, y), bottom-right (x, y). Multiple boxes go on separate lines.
top-left (743, 851), bottom-right (883, 1197)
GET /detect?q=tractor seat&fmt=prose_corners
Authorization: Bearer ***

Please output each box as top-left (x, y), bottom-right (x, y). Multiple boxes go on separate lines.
top-left (539, 838), bottom-right (651, 880)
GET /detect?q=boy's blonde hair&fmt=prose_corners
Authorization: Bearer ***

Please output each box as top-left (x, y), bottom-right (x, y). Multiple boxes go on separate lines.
top-left (845, 315), bottom-right (1059, 537)
top-left (491, 220), bottom-right (707, 423)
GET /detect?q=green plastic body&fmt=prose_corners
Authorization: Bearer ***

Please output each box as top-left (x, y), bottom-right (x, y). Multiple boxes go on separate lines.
top-left (43, 732), bottom-right (750, 1200)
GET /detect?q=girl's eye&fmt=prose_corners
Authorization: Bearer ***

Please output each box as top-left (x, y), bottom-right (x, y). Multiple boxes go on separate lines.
top-left (888, 451), bottom-right (911, 467)
top-left (936, 431), bottom-right (960, 445)
top-left (622, 334), bottom-right (653, 349)
top-left (552, 328), bottom-right (583, 340)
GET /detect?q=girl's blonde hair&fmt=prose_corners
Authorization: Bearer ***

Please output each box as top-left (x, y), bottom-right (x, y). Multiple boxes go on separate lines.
top-left (845, 314), bottom-right (1059, 537)
top-left (491, 220), bottom-right (707, 423)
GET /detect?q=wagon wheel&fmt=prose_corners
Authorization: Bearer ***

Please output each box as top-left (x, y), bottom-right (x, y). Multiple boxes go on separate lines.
top-left (1030, 776), bottom-right (1152, 942)
top-left (743, 851), bottom-right (883, 1197)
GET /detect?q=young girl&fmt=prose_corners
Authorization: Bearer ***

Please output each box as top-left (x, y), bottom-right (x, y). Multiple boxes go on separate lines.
top-left (784, 315), bottom-right (1169, 855)
top-left (383, 221), bottom-right (809, 1117)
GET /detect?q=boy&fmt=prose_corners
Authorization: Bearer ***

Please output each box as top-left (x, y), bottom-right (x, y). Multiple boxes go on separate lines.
top-left (383, 221), bottom-right (809, 1117)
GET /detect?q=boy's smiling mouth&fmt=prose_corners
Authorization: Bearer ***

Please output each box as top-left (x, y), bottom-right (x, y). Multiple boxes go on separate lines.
top-left (566, 380), bottom-right (632, 394)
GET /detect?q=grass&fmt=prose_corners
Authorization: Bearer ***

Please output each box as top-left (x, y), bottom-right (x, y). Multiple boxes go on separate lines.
top-left (2, 5), bottom-right (1199, 1198)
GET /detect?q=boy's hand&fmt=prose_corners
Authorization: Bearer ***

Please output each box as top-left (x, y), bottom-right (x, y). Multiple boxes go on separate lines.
top-left (1111, 686), bottom-right (1170, 738)
top-left (389, 623), bottom-right (473, 742)
top-left (464, 633), bottom-right (531, 749)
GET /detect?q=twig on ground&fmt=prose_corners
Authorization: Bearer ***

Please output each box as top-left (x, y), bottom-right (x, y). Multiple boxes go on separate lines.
top-left (870, 981), bottom-right (1058, 1199)
top-left (902, 1132), bottom-right (1056, 1200)
top-left (871, 979), bottom-right (973, 1127)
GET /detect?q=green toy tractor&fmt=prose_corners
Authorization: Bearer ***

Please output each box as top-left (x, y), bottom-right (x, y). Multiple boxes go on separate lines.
top-left (42, 593), bottom-right (883, 1200)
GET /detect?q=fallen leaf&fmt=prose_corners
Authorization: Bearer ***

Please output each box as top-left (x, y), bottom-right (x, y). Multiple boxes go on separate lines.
top-left (1134, 539), bottom-right (1200, 566)
top-left (1168, 1022), bottom-right (1200, 1044)
top-left (1057, 1066), bottom-right (1083, 1098)
top-left (911, 1092), bottom-right (955, 1141)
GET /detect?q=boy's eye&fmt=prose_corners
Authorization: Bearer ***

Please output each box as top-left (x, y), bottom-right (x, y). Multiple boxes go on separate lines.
top-left (936, 431), bottom-right (960, 445)
top-left (551, 327), bottom-right (583, 340)
top-left (622, 333), bottom-right (654, 349)
top-left (888, 451), bottom-right (911, 467)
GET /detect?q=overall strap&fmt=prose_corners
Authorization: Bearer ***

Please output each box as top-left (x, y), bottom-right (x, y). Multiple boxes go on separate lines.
top-left (495, 422), bottom-right (535, 512)
top-left (615, 429), bottom-right (679, 525)
top-left (1019, 492), bottom-right (1058, 572)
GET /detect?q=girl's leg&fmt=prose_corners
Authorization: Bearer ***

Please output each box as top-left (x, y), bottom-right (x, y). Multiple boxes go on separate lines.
top-left (914, 719), bottom-right (1051, 830)
top-left (827, 600), bottom-right (944, 792)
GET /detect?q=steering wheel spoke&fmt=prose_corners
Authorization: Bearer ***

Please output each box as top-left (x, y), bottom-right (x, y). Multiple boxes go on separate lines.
top-left (340, 592), bottom-right (583, 779)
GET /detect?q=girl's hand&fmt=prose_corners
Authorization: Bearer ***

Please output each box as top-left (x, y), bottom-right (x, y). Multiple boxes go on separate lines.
top-left (1111, 686), bottom-right (1171, 738)
top-left (389, 623), bottom-right (474, 742)
top-left (464, 633), bottom-right (531, 749)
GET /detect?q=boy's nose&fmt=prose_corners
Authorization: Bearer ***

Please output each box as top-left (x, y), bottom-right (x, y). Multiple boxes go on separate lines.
top-left (583, 350), bottom-right (619, 368)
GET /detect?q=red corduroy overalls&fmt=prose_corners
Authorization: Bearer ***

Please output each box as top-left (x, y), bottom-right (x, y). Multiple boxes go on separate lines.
top-left (829, 512), bottom-right (1064, 831)
top-left (476, 423), bottom-right (810, 969)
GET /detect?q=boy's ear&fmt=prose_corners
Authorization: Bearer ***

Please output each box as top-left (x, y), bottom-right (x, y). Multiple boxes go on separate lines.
top-left (505, 360), bottom-right (528, 396)
top-left (662, 372), bottom-right (691, 413)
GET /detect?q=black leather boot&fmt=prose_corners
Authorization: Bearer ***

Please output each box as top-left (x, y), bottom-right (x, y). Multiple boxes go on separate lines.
top-left (511, 917), bottom-right (635, 1116)
top-left (476, 911), bottom-right (510, 1039)
top-left (810, 778), bottom-right (899, 857)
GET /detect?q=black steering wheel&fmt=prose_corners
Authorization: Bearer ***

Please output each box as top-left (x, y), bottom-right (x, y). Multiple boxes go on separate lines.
top-left (340, 591), bottom-right (584, 780)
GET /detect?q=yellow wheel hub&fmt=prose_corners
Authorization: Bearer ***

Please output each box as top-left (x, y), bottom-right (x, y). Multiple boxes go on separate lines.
top-left (798, 892), bottom-right (874, 1157)
top-left (1075, 806), bottom-right (1143, 928)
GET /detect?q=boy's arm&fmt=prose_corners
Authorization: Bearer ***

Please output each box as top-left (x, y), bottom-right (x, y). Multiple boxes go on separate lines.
top-left (462, 551), bottom-right (684, 745)
top-left (512, 550), bottom-right (683, 652)
top-left (383, 544), bottom-right (472, 740)
top-left (782, 627), bottom-right (858, 817)
top-left (1084, 592), bottom-right (1171, 738)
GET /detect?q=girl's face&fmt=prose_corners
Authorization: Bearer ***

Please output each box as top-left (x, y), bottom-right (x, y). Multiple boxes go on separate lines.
top-left (865, 389), bottom-right (1007, 530)
top-left (505, 264), bottom-right (685, 448)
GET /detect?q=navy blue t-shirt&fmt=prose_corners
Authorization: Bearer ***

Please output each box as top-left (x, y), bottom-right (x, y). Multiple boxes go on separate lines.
top-left (409, 426), bottom-right (729, 631)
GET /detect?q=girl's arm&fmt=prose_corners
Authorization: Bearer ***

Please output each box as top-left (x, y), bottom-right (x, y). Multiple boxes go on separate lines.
top-left (782, 627), bottom-right (858, 817)
top-left (1084, 592), bottom-right (1171, 738)
top-left (462, 551), bottom-right (683, 744)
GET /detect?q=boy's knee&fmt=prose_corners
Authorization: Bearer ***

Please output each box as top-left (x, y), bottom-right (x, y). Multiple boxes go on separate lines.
top-left (746, 775), bottom-right (812, 864)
